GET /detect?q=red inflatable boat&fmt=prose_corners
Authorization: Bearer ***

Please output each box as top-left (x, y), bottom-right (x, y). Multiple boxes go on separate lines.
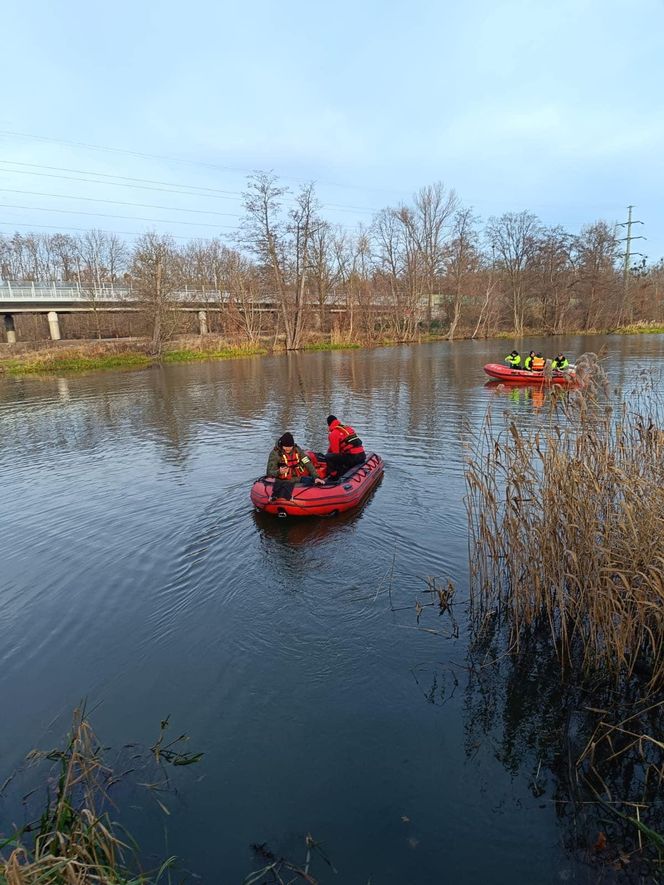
top-left (251, 452), bottom-right (384, 517)
top-left (483, 363), bottom-right (577, 384)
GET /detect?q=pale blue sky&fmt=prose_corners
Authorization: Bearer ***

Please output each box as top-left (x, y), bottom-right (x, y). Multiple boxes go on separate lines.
top-left (2, 0), bottom-right (663, 259)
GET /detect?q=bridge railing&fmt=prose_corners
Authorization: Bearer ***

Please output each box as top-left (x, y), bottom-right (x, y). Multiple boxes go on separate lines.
top-left (0, 281), bottom-right (376, 309)
top-left (0, 281), bottom-right (235, 302)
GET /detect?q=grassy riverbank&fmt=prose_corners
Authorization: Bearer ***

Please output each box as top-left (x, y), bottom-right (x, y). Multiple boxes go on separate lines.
top-left (0, 335), bottom-right (391, 375)
top-left (0, 339), bottom-right (268, 375)
top-left (1, 322), bottom-right (663, 376)
top-left (614, 320), bottom-right (664, 334)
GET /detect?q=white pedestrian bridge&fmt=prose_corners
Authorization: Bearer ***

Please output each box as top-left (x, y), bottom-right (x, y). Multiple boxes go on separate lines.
top-left (0, 281), bottom-right (276, 341)
top-left (0, 281), bottom-right (233, 307)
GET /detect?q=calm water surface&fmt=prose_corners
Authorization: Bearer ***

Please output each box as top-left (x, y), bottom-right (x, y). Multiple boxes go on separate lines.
top-left (1, 334), bottom-right (663, 883)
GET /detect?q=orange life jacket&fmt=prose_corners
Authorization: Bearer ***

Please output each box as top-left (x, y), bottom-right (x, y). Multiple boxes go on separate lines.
top-left (280, 448), bottom-right (308, 480)
top-left (334, 422), bottom-right (364, 455)
top-left (532, 356), bottom-right (546, 370)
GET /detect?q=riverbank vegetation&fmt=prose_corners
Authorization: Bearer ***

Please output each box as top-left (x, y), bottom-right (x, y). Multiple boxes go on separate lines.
top-left (0, 338), bottom-right (267, 375)
top-left (2, 175), bottom-right (663, 351)
top-left (0, 710), bottom-right (203, 884)
top-left (0, 710), bottom-right (331, 884)
top-left (465, 358), bottom-right (664, 874)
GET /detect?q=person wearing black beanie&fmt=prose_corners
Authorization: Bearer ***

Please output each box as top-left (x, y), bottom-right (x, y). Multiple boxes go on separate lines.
top-left (266, 432), bottom-right (324, 500)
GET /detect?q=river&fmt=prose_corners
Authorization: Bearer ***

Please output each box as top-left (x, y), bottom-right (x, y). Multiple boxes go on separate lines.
top-left (1, 333), bottom-right (663, 883)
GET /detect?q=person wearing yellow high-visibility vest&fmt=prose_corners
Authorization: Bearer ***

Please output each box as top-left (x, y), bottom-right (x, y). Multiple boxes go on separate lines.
top-left (552, 353), bottom-right (569, 369)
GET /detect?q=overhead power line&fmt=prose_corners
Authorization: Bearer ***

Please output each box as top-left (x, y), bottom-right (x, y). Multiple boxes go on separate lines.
top-left (0, 187), bottom-right (243, 218)
top-left (0, 128), bottom-right (411, 198)
top-left (0, 159), bottom-right (242, 196)
top-left (0, 220), bottom-right (218, 241)
top-left (0, 165), bottom-right (245, 201)
top-left (0, 159), bottom-right (377, 214)
top-left (0, 202), bottom-right (238, 229)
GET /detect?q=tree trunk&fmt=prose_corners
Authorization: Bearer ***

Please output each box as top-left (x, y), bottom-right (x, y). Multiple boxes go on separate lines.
top-left (151, 259), bottom-right (163, 355)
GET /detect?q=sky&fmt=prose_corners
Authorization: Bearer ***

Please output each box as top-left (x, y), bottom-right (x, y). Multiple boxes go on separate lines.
top-left (1, 0), bottom-right (663, 261)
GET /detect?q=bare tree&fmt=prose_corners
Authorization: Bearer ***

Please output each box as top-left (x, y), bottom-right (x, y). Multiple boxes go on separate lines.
top-left (242, 172), bottom-right (321, 350)
top-left (222, 250), bottom-right (264, 343)
top-left (531, 226), bottom-right (574, 334)
top-left (309, 222), bottom-right (341, 331)
top-left (75, 230), bottom-right (128, 339)
top-left (573, 221), bottom-right (620, 330)
top-left (50, 234), bottom-right (79, 281)
top-left (0, 234), bottom-right (13, 280)
top-left (486, 211), bottom-right (542, 335)
top-left (413, 183), bottom-right (458, 325)
top-left (131, 232), bottom-right (184, 354)
top-left (445, 208), bottom-right (480, 339)
top-left (373, 207), bottom-right (421, 340)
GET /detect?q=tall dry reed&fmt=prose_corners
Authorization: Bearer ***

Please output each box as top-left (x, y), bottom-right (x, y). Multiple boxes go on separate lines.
top-left (465, 354), bottom-right (664, 690)
top-left (465, 356), bottom-right (664, 868)
top-left (0, 710), bottom-right (201, 884)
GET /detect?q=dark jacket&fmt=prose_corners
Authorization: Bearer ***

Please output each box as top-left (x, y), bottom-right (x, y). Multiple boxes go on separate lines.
top-left (266, 444), bottom-right (318, 481)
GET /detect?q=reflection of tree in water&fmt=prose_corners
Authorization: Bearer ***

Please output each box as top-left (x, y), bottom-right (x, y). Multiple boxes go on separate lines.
top-left (142, 367), bottom-right (191, 465)
top-left (463, 613), bottom-right (664, 879)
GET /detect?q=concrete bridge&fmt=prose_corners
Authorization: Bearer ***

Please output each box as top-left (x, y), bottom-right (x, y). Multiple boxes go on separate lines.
top-left (0, 281), bottom-right (285, 342)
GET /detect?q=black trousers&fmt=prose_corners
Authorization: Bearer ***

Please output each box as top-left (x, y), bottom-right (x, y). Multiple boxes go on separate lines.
top-left (325, 452), bottom-right (365, 478)
top-left (270, 476), bottom-right (315, 500)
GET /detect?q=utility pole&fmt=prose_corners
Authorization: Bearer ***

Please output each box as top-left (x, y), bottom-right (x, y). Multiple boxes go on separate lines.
top-left (617, 205), bottom-right (645, 323)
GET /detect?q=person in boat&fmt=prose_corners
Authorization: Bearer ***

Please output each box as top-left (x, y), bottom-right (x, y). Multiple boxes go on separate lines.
top-left (524, 350), bottom-right (536, 371)
top-left (324, 415), bottom-right (366, 479)
top-left (552, 353), bottom-right (569, 369)
top-left (531, 352), bottom-right (546, 371)
top-left (505, 350), bottom-right (521, 368)
top-left (266, 432), bottom-right (324, 500)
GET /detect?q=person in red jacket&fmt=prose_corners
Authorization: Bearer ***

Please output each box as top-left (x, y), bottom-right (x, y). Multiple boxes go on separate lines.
top-left (325, 415), bottom-right (366, 479)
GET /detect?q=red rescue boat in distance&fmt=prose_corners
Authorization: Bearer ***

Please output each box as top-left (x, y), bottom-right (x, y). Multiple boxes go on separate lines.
top-left (483, 363), bottom-right (577, 384)
top-left (251, 452), bottom-right (384, 517)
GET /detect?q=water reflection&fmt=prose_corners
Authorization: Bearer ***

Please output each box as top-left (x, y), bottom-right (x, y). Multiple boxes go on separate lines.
top-left (251, 481), bottom-right (383, 544)
top-left (462, 611), bottom-right (664, 878)
top-left (1, 334), bottom-right (664, 883)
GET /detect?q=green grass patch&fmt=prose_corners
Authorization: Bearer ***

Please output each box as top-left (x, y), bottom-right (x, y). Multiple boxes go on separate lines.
top-left (162, 346), bottom-right (267, 363)
top-left (614, 322), bottom-right (664, 335)
top-left (3, 353), bottom-right (152, 374)
top-left (301, 342), bottom-right (361, 352)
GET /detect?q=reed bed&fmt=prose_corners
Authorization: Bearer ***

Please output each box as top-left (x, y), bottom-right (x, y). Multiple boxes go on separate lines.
top-left (465, 355), bottom-right (664, 869)
top-left (466, 354), bottom-right (664, 689)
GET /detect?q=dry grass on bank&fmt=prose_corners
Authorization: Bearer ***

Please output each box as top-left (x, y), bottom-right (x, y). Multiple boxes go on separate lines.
top-left (1, 712), bottom-right (159, 885)
top-left (0, 341), bottom-right (152, 375)
top-left (0, 337), bottom-right (268, 374)
top-left (0, 710), bottom-right (205, 885)
top-left (615, 321), bottom-right (664, 335)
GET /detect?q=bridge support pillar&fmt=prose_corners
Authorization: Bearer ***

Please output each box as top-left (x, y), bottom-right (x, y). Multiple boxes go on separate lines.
top-left (3, 314), bottom-right (16, 344)
top-left (47, 310), bottom-right (61, 341)
top-left (198, 309), bottom-right (208, 335)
